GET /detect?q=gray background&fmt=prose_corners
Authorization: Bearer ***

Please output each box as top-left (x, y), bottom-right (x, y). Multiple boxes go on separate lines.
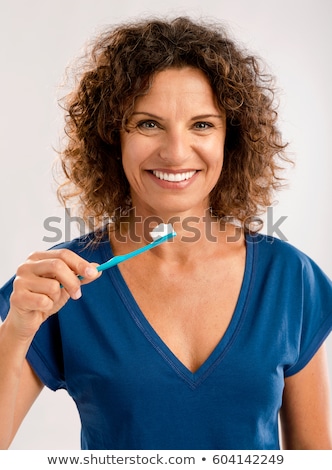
top-left (0, 0), bottom-right (331, 449)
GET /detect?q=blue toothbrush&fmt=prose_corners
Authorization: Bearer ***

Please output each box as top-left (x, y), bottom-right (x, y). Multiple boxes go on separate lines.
top-left (73, 229), bottom-right (176, 282)
top-left (96, 230), bottom-right (176, 273)
top-left (60, 226), bottom-right (176, 287)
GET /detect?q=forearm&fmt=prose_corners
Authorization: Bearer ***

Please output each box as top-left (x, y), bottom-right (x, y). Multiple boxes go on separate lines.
top-left (0, 315), bottom-right (36, 449)
top-left (281, 345), bottom-right (332, 450)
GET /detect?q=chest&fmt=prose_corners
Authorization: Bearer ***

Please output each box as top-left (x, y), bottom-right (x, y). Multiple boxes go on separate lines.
top-left (118, 251), bottom-right (245, 373)
top-left (63, 263), bottom-right (286, 450)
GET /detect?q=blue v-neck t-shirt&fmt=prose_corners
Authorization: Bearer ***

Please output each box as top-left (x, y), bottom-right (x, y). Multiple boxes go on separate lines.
top-left (1, 232), bottom-right (332, 450)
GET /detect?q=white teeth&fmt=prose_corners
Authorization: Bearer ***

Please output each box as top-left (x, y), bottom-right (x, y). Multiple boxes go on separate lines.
top-left (153, 170), bottom-right (196, 182)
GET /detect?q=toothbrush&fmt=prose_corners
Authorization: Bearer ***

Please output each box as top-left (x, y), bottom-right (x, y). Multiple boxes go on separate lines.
top-left (96, 224), bottom-right (176, 273)
top-left (77, 223), bottom-right (176, 281)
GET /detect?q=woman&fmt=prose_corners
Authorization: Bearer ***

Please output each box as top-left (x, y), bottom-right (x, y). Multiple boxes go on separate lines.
top-left (0, 17), bottom-right (331, 450)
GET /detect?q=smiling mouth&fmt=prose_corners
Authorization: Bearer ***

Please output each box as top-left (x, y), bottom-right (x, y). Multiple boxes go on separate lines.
top-left (151, 170), bottom-right (197, 182)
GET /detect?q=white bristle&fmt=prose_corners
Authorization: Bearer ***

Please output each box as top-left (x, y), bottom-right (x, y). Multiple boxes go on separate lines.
top-left (150, 223), bottom-right (174, 241)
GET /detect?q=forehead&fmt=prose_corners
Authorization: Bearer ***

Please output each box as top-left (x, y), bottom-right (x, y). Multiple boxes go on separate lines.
top-left (134, 67), bottom-right (219, 109)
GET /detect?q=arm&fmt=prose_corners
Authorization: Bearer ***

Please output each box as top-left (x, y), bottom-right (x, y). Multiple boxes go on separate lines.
top-left (0, 320), bottom-right (43, 449)
top-left (0, 249), bottom-right (100, 449)
top-left (0, 322), bottom-right (43, 449)
top-left (280, 343), bottom-right (332, 449)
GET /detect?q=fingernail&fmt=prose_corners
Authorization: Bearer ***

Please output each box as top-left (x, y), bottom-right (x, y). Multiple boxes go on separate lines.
top-left (73, 288), bottom-right (82, 300)
top-left (85, 267), bottom-right (98, 278)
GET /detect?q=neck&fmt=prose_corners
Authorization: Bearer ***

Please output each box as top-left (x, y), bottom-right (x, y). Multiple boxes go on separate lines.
top-left (112, 207), bottom-right (243, 265)
top-left (118, 206), bottom-right (216, 239)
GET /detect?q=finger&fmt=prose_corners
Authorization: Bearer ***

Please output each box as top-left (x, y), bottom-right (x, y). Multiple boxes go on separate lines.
top-left (25, 249), bottom-right (100, 295)
top-left (12, 275), bottom-right (70, 312)
top-left (13, 275), bottom-right (70, 310)
top-left (25, 258), bottom-right (82, 300)
top-left (28, 249), bottom-right (100, 281)
top-left (15, 275), bottom-right (61, 298)
top-left (79, 262), bottom-right (102, 286)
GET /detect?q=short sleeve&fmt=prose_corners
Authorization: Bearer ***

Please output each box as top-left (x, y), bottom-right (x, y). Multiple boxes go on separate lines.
top-left (0, 276), bottom-right (14, 323)
top-left (284, 254), bottom-right (332, 377)
top-left (0, 276), bottom-right (66, 391)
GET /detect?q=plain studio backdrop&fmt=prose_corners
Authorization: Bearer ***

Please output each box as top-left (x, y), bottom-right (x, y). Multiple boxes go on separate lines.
top-left (0, 0), bottom-right (331, 450)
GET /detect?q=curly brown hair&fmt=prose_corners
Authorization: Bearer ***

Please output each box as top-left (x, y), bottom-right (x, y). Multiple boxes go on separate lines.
top-left (57, 16), bottom-right (290, 231)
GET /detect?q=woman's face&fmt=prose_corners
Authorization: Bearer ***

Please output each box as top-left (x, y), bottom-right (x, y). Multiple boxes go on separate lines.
top-left (120, 67), bottom-right (226, 219)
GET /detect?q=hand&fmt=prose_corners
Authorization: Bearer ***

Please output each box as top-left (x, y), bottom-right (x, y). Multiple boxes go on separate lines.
top-left (8, 249), bottom-right (101, 341)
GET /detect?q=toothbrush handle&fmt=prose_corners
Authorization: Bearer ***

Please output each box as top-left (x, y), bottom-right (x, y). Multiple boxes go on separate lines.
top-left (61, 232), bottom-right (176, 287)
top-left (96, 232), bottom-right (176, 272)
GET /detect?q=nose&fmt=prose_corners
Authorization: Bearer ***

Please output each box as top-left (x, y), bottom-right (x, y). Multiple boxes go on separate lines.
top-left (158, 128), bottom-right (192, 165)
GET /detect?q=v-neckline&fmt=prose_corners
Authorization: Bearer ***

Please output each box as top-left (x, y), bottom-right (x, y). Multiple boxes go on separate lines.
top-left (102, 234), bottom-right (255, 389)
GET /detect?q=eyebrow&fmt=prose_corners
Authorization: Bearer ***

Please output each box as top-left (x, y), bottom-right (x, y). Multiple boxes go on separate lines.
top-left (132, 112), bottom-right (225, 120)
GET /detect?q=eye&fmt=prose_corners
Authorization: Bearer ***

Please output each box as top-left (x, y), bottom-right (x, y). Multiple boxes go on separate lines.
top-left (137, 120), bottom-right (159, 130)
top-left (194, 121), bottom-right (213, 130)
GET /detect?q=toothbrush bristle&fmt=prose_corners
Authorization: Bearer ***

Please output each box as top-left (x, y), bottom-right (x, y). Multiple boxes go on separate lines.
top-left (150, 223), bottom-right (174, 241)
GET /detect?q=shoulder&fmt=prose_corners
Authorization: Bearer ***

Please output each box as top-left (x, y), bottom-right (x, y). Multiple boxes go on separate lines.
top-left (247, 231), bottom-right (302, 254)
top-left (248, 232), bottom-right (324, 268)
top-left (247, 232), bottom-right (332, 291)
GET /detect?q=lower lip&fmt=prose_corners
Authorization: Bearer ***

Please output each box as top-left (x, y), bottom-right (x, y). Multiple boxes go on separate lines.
top-left (148, 171), bottom-right (199, 189)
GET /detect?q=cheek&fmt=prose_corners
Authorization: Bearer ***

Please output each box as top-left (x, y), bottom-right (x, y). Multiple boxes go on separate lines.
top-left (121, 138), bottom-right (153, 187)
top-left (121, 133), bottom-right (155, 166)
top-left (203, 141), bottom-right (224, 170)
top-left (204, 146), bottom-right (224, 189)
top-left (121, 137), bottom-right (140, 173)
